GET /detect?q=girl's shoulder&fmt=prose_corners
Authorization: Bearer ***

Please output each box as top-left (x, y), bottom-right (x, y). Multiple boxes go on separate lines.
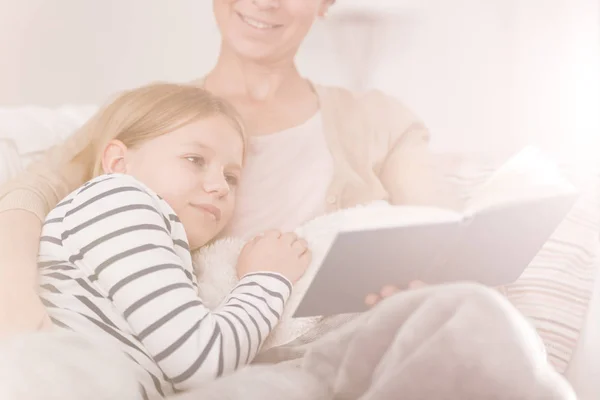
top-left (77, 173), bottom-right (154, 196)
top-left (51, 174), bottom-right (170, 219)
top-left (68, 174), bottom-right (156, 201)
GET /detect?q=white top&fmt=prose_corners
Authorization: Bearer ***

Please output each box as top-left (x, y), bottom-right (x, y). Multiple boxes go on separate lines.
top-left (224, 112), bottom-right (334, 239)
top-left (37, 174), bottom-right (292, 399)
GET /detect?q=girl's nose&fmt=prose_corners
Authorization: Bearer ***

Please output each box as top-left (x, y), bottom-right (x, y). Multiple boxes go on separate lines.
top-left (203, 174), bottom-right (230, 197)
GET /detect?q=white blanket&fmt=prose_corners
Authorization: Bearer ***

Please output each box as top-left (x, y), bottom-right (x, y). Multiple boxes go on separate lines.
top-left (0, 283), bottom-right (575, 400)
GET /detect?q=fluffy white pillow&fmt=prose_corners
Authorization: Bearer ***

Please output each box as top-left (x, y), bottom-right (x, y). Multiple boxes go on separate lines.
top-left (0, 139), bottom-right (22, 185)
top-left (0, 106), bottom-right (97, 185)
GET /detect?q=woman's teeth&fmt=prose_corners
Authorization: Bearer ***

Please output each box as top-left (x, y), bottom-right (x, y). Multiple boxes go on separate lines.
top-left (240, 14), bottom-right (279, 30)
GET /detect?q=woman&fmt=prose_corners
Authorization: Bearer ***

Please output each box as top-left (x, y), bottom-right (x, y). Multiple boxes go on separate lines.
top-left (0, 0), bottom-right (447, 335)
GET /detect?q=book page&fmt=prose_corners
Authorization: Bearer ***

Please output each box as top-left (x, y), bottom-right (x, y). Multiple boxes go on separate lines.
top-left (292, 218), bottom-right (462, 317)
top-left (338, 204), bottom-right (463, 233)
top-left (441, 193), bottom-right (577, 287)
top-left (466, 147), bottom-right (577, 213)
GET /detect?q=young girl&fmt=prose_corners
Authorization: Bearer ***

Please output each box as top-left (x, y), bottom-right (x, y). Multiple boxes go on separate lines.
top-left (36, 83), bottom-right (311, 399)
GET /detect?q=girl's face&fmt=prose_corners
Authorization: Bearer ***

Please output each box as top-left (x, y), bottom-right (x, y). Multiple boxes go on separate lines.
top-left (213, 0), bottom-right (331, 63)
top-left (108, 115), bottom-right (244, 250)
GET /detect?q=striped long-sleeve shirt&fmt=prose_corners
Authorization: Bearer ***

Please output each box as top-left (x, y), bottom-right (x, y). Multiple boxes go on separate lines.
top-left (37, 174), bottom-right (292, 399)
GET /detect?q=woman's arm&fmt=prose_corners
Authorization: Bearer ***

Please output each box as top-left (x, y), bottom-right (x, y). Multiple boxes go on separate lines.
top-left (0, 210), bottom-right (52, 340)
top-left (0, 127), bottom-right (95, 219)
top-left (376, 95), bottom-right (460, 210)
top-left (0, 117), bottom-right (97, 336)
top-left (61, 175), bottom-right (291, 391)
top-left (379, 124), bottom-right (439, 206)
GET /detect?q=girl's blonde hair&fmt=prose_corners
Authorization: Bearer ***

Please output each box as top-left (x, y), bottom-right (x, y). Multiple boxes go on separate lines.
top-left (79, 82), bottom-right (245, 177)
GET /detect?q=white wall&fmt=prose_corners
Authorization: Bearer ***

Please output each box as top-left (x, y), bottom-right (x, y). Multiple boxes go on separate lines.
top-left (327, 0), bottom-right (600, 158)
top-left (0, 0), bottom-right (598, 159)
top-left (0, 0), bottom-right (219, 105)
top-left (511, 0), bottom-right (600, 162)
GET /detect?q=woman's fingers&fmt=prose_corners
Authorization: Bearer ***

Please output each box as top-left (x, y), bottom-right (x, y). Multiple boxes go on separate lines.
top-left (366, 281), bottom-right (429, 308)
top-left (408, 280), bottom-right (428, 290)
top-left (379, 285), bottom-right (400, 298)
top-left (364, 293), bottom-right (381, 307)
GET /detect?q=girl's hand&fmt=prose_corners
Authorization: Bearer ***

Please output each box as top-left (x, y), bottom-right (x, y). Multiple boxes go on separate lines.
top-left (364, 280), bottom-right (428, 307)
top-left (236, 230), bottom-right (311, 284)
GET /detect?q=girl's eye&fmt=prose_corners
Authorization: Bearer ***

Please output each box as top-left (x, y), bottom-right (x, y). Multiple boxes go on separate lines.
top-left (225, 175), bottom-right (239, 186)
top-left (186, 156), bottom-right (205, 166)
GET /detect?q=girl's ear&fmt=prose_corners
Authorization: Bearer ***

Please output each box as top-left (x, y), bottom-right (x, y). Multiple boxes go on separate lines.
top-left (101, 140), bottom-right (129, 174)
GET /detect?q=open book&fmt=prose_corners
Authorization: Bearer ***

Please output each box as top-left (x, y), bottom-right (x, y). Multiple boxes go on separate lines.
top-left (291, 147), bottom-right (579, 318)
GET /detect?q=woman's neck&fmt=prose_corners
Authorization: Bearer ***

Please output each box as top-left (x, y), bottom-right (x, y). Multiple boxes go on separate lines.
top-left (205, 45), bottom-right (312, 103)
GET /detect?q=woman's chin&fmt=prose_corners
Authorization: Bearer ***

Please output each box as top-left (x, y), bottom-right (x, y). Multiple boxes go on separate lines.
top-left (224, 36), bottom-right (286, 64)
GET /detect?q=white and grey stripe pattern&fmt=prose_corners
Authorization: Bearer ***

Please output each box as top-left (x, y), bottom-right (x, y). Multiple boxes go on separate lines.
top-left (38, 174), bottom-right (292, 398)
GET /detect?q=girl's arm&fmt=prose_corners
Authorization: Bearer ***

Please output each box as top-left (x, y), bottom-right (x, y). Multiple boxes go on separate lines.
top-left (61, 175), bottom-right (290, 391)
